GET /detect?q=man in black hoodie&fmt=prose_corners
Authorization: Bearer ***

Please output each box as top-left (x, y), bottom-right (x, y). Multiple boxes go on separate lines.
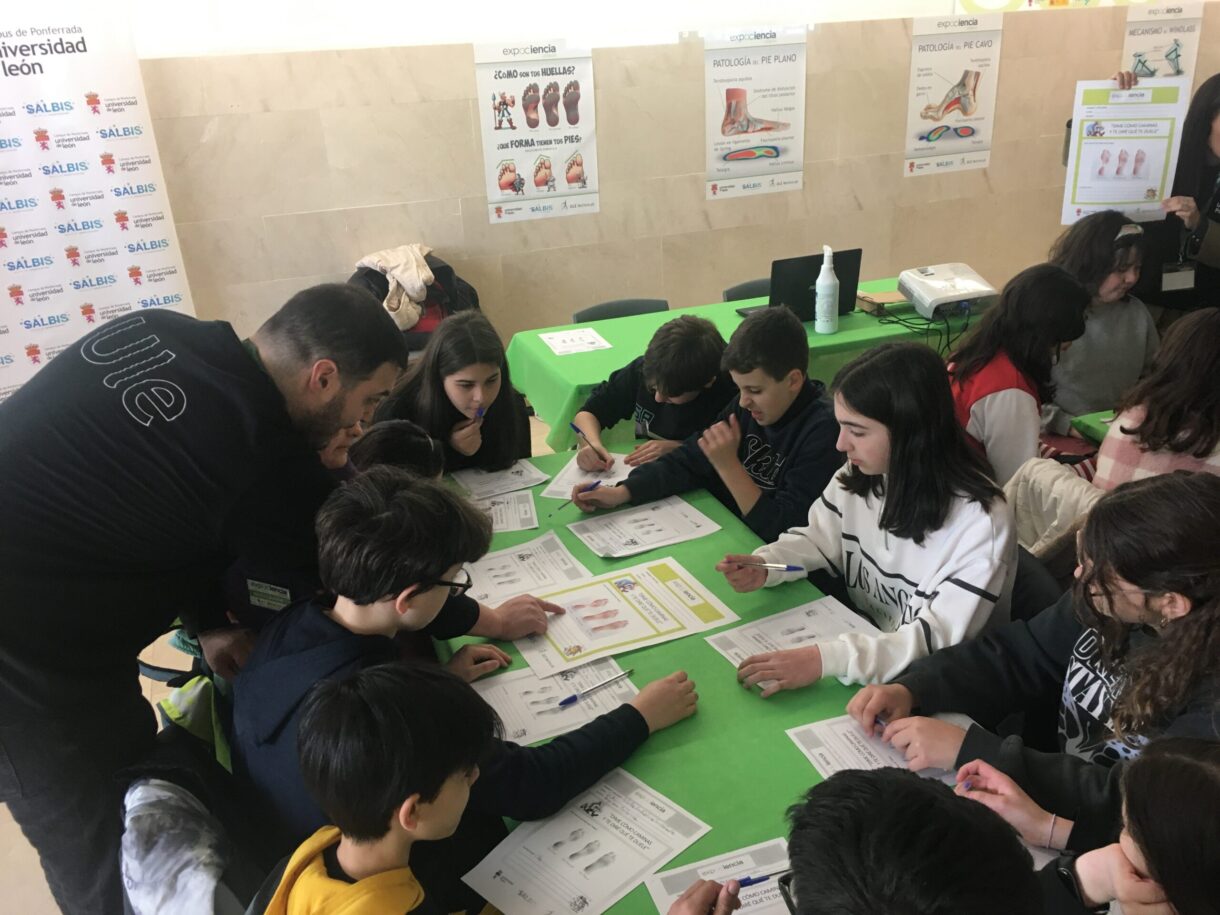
top-left (231, 467), bottom-right (698, 913)
top-left (573, 307), bottom-right (842, 543)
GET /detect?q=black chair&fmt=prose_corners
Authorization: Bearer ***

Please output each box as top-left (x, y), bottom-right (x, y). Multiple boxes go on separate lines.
top-left (723, 278), bottom-right (770, 302)
top-left (572, 298), bottom-right (668, 323)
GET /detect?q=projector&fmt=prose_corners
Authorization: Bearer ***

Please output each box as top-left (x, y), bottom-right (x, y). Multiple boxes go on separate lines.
top-left (898, 263), bottom-right (997, 320)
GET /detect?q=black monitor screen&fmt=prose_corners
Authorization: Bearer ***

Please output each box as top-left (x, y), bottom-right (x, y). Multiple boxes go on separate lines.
top-left (769, 248), bottom-right (862, 321)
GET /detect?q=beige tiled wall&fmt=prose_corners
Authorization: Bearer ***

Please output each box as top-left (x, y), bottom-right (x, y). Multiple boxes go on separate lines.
top-left (144, 5), bottom-right (1220, 341)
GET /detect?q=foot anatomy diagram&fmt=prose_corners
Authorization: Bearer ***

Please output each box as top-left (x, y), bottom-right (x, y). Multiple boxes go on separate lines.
top-left (534, 156), bottom-right (556, 191)
top-left (920, 70), bottom-right (981, 121)
top-left (720, 88), bottom-right (789, 136)
top-left (498, 161), bottom-right (525, 195)
top-left (1131, 39), bottom-right (1184, 79)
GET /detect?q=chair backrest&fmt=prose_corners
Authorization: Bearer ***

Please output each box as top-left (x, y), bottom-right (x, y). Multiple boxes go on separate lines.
top-left (722, 278), bottom-right (770, 302)
top-left (572, 298), bottom-right (668, 323)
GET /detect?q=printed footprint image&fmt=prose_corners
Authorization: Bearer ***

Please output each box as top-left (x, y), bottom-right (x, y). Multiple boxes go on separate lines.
top-left (583, 852), bottom-right (617, 874)
top-left (581, 609), bottom-right (620, 622)
top-left (543, 81), bottom-right (562, 127)
top-left (1116, 148), bottom-right (1130, 178)
top-left (1096, 149), bottom-right (1111, 179)
top-left (498, 162), bottom-right (519, 191)
top-left (1133, 149), bottom-right (1147, 179)
top-left (591, 620), bottom-right (629, 634)
top-left (563, 80), bottom-right (581, 125)
top-left (534, 156), bottom-right (555, 191)
top-left (551, 828), bottom-right (585, 850)
top-left (567, 840), bottom-right (601, 860)
top-left (721, 87), bottom-right (789, 136)
top-left (920, 70), bottom-right (981, 122)
top-left (566, 152), bottom-right (586, 187)
top-left (523, 83), bottom-right (541, 128)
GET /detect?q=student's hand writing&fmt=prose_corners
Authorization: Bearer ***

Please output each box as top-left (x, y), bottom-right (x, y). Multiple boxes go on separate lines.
top-left (628, 670), bottom-right (698, 733)
top-left (1162, 195), bottom-right (1201, 230)
top-left (667, 878), bottom-right (741, 915)
top-left (1075, 844), bottom-right (1172, 914)
top-left (697, 414), bottom-right (741, 469)
top-left (199, 627), bottom-right (256, 681)
top-left (954, 759), bottom-right (1061, 848)
top-left (445, 644), bottom-right (511, 682)
top-left (488, 595), bottom-right (564, 639)
top-left (1111, 70), bottom-right (1138, 90)
top-left (846, 683), bottom-right (914, 735)
top-left (572, 483), bottom-right (631, 512)
top-left (450, 417), bottom-right (483, 456)
top-left (882, 716), bottom-right (966, 772)
top-left (737, 646), bottom-right (822, 698)
top-left (624, 439), bottom-right (680, 467)
top-left (714, 554), bottom-right (768, 592)
top-left (576, 443), bottom-right (614, 472)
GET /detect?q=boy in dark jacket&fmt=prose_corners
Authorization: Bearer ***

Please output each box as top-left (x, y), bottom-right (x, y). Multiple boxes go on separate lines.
top-left (231, 467), bottom-right (698, 912)
top-left (574, 307), bottom-right (842, 543)
top-left (572, 315), bottom-right (737, 470)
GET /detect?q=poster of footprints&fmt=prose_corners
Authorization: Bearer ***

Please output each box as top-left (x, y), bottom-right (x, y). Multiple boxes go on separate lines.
top-left (703, 26), bottom-right (806, 200)
top-left (474, 40), bottom-right (599, 223)
top-left (903, 15), bottom-right (1003, 177)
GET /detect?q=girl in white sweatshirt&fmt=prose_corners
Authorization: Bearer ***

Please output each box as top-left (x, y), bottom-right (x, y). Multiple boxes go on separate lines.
top-left (717, 343), bottom-right (1017, 692)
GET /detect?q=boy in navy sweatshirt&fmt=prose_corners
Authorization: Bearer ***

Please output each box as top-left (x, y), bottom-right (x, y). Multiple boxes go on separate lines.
top-left (231, 467), bottom-right (698, 913)
top-left (574, 307), bottom-right (842, 542)
top-left (572, 315), bottom-right (737, 470)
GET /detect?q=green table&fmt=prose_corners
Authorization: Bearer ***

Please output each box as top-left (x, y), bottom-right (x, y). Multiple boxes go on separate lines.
top-left (508, 278), bottom-right (970, 452)
top-left (1072, 410), bottom-right (1115, 445)
top-left (442, 452), bottom-right (856, 913)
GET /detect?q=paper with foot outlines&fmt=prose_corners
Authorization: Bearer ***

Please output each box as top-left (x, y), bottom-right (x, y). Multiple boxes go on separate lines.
top-left (539, 328), bottom-right (612, 356)
top-left (473, 489), bottom-right (539, 533)
top-left (465, 531), bottom-right (590, 606)
top-left (567, 496), bottom-right (720, 558)
top-left (540, 451), bottom-right (633, 499)
top-left (472, 659), bottom-right (637, 745)
top-left (463, 768), bottom-right (710, 915)
top-left (646, 839), bottom-right (791, 914)
top-left (452, 459), bottom-right (550, 500)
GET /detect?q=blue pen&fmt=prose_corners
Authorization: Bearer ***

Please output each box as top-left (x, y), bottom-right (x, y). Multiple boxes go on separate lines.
top-left (734, 559), bottom-right (805, 573)
top-left (568, 421), bottom-right (611, 463)
top-left (546, 479), bottom-right (602, 518)
top-left (557, 668), bottom-right (633, 707)
top-left (736, 869), bottom-right (789, 888)
top-left (475, 406), bottom-right (485, 419)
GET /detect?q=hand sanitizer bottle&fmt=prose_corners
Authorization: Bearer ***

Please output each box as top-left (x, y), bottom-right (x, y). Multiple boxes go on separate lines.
top-left (815, 245), bottom-right (839, 334)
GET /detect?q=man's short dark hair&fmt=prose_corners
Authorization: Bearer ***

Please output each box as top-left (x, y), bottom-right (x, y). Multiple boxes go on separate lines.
top-left (786, 769), bottom-right (1039, 915)
top-left (298, 663), bottom-right (499, 842)
top-left (721, 308), bottom-right (808, 381)
top-left (315, 466), bottom-right (491, 604)
top-left (257, 283), bottom-right (409, 380)
top-left (642, 315), bottom-right (726, 396)
top-left (349, 419), bottom-right (446, 477)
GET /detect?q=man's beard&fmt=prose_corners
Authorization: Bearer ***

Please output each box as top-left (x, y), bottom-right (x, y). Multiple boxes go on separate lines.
top-left (299, 395), bottom-right (346, 450)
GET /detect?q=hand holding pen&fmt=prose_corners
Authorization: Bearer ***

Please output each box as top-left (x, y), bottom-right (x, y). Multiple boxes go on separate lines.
top-left (570, 421), bottom-right (614, 472)
top-left (715, 554), bottom-right (805, 593)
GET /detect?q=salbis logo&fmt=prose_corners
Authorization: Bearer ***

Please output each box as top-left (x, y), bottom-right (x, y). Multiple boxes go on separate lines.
top-left (49, 187), bottom-right (66, 210)
top-left (23, 100), bottom-right (74, 116)
top-left (128, 264), bottom-right (143, 285)
top-left (8, 283), bottom-right (23, 306)
top-left (100, 151), bottom-right (115, 173)
top-left (114, 209), bottom-right (129, 231)
top-left (80, 302), bottom-right (96, 323)
top-left (33, 128), bottom-right (51, 151)
top-left (85, 92), bottom-right (101, 115)
top-left (65, 245), bottom-right (80, 266)
top-left (25, 342), bottom-right (41, 365)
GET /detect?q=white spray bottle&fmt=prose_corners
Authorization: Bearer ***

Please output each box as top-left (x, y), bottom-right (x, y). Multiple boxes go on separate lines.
top-left (814, 244), bottom-right (839, 334)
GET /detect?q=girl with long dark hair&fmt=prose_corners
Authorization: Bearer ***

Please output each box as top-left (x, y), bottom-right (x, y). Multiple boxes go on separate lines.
top-left (718, 343), bottom-right (1015, 691)
top-left (950, 264), bottom-right (1089, 483)
top-left (375, 312), bottom-right (530, 471)
top-left (849, 471), bottom-right (1220, 855)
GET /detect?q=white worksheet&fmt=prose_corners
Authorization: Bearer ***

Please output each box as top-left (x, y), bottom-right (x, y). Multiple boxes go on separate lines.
top-left (466, 531), bottom-right (591, 606)
top-left (473, 490), bottom-right (539, 533)
top-left (567, 496), bottom-right (720, 558)
top-left (516, 558), bottom-right (739, 677)
top-left (539, 328), bottom-right (613, 356)
top-left (786, 714), bottom-right (1055, 869)
top-left (646, 839), bottom-right (790, 914)
top-left (539, 452), bottom-right (634, 500)
top-left (705, 597), bottom-right (875, 691)
top-left (452, 460), bottom-right (550, 500)
top-left (464, 768), bottom-right (710, 915)
top-left (471, 659), bottom-right (637, 745)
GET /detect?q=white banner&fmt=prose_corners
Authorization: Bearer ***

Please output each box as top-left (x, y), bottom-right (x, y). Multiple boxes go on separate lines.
top-left (703, 26), bottom-right (806, 200)
top-left (474, 41), bottom-right (599, 224)
top-left (1122, 3), bottom-right (1203, 86)
top-left (0, 9), bottom-right (194, 401)
top-left (903, 14), bottom-right (1003, 177)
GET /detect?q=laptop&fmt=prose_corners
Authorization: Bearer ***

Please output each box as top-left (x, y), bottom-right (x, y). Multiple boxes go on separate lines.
top-left (735, 248), bottom-right (863, 321)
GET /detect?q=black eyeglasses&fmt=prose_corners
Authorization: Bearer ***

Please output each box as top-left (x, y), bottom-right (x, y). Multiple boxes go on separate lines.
top-left (778, 871), bottom-right (796, 913)
top-left (429, 569), bottom-right (473, 597)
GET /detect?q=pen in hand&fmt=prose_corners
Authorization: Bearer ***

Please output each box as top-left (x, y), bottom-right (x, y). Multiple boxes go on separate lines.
top-left (557, 668), bottom-right (634, 707)
top-left (734, 559), bottom-right (805, 573)
top-left (547, 480), bottom-right (602, 517)
top-left (569, 421), bottom-right (611, 464)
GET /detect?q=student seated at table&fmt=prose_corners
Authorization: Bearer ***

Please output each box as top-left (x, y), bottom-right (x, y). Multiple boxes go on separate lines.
top-left (1093, 307), bottom-right (1220, 490)
top-left (233, 467), bottom-right (699, 910)
top-left (847, 471), bottom-right (1220, 855)
top-left (1044, 211), bottom-right (1160, 436)
top-left (957, 737), bottom-right (1216, 915)
top-left (717, 343), bottom-right (1015, 690)
top-left (572, 314), bottom-right (737, 471)
top-left (375, 311), bottom-right (530, 472)
top-left (573, 307), bottom-right (842, 543)
top-left (348, 418), bottom-right (446, 477)
top-left (263, 663), bottom-right (494, 915)
top-left (949, 264), bottom-right (1088, 484)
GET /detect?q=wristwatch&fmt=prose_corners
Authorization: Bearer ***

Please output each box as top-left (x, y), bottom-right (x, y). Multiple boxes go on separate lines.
top-left (1055, 855), bottom-right (1108, 915)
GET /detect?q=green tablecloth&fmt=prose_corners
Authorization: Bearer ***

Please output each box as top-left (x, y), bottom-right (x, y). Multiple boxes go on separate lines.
top-left (442, 452), bottom-right (856, 913)
top-left (1072, 410), bottom-right (1115, 445)
top-left (507, 278), bottom-right (971, 452)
